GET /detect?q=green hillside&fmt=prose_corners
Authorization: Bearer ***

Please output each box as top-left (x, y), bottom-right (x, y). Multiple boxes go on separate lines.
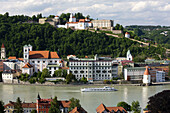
top-left (0, 13), bottom-right (167, 61)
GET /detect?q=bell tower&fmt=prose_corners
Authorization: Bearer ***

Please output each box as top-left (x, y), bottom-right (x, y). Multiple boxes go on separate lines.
top-left (1, 43), bottom-right (6, 59)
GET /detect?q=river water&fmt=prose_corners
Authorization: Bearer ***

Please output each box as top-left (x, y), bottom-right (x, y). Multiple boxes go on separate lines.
top-left (0, 84), bottom-right (170, 113)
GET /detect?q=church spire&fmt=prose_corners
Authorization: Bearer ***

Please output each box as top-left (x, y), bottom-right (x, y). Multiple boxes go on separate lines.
top-left (37, 93), bottom-right (41, 100)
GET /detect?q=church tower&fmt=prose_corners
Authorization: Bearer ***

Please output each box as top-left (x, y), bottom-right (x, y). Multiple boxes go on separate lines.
top-left (143, 66), bottom-right (151, 86)
top-left (23, 44), bottom-right (32, 62)
top-left (1, 43), bottom-right (6, 59)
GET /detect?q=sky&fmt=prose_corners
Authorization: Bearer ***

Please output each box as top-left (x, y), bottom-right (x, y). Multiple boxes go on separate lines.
top-left (0, 0), bottom-right (170, 26)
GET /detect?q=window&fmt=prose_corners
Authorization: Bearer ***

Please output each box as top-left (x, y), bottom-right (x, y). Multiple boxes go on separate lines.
top-left (50, 61), bottom-right (52, 63)
top-left (80, 70), bottom-right (84, 73)
top-left (25, 55), bottom-right (27, 58)
top-left (32, 61), bottom-right (35, 63)
top-left (38, 61), bottom-right (40, 63)
top-left (54, 67), bottom-right (56, 70)
top-left (74, 71), bottom-right (78, 73)
top-left (43, 61), bottom-right (45, 63)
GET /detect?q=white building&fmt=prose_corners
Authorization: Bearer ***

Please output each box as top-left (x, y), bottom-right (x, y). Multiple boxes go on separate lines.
top-left (3, 60), bottom-right (25, 71)
top-left (4, 101), bottom-right (36, 113)
top-left (156, 71), bottom-right (165, 82)
top-left (125, 32), bottom-right (130, 38)
top-left (23, 44), bottom-right (62, 76)
top-left (91, 20), bottom-right (114, 29)
top-left (127, 50), bottom-right (133, 61)
top-left (57, 13), bottom-right (92, 30)
top-left (143, 66), bottom-right (151, 85)
top-left (67, 55), bottom-right (77, 60)
top-left (124, 67), bottom-right (146, 81)
top-left (2, 70), bottom-right (21, 83)
top-left (69, 55), bottom-right (118, 82)
top-left (22, 62), bottom-right (34, 76)
top-left (1, 43), bottom-right (6, 59)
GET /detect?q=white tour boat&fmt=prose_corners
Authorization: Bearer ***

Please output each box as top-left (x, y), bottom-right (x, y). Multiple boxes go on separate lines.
top-left (81, 86), bottom-right (117, 92)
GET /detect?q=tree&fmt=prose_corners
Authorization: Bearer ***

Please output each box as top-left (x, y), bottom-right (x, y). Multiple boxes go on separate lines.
top-left (68, 98), bottom-right (81, 111)
top-left (66, 73), bottom-right (75, 83)
top-left (131, 101), bottom-right (141, 113)
top-left (41, 68), bottom-right (50, 78)
top-left (31, 110), bottom-right (37, 113)
top-left (49, 96), bottom-right (60, 113)
top-left (147, 90), bottom-right (170, 113)
top-left (14, 97), bottom-right (23, 113)
top-left (81, 77), bottom-right (87, 84)
top-left (0, 100), bottom-right (4, 113)
top-left (117, 101), bottom-right (131, 111)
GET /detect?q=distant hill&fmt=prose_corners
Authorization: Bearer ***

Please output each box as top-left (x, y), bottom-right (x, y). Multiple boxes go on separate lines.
top-left (0, 13), bottom-right (167, 61)
top-left (125, 25), bottom-right (170, 49)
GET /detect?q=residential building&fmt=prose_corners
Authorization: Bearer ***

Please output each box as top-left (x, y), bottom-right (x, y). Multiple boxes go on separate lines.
top-left (125, 32), bottom-right (130, 38)
top-left (22, 62), bottom-right (34, 76)
top-left (156, 71), bottom-right (165, 82)
top-left (1, 43), bottom-right (6, 59)
top-left (69, 55), bottom-right (118, 82)
top-left (124, 67), bottom-right (146, 81)
top-left (23, 44), bottom-right (62, 76)
top-left (96, 103), bottom-right (127, 113)
top-left (91, 20), bottom-right (114, 29)
top-left (36, 94), bottom-right (71, 113)
top-left (69, 107), bottom-right (87, 113)
top-left (4, 101), bottom-right (36, 113)
top-left (2, 70), bottom-right (21, 83)
top-left (4, 94), bottom-right (79, 113)
top-left (3, 59), bottom-right (25, 71)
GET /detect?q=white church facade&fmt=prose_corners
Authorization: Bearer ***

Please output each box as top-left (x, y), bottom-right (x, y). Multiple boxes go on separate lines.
top-left (22, 44), bottom-right (63, 76)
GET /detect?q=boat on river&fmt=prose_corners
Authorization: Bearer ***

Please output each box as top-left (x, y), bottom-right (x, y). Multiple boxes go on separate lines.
top-left (81, 86), bottom-right (117, 92)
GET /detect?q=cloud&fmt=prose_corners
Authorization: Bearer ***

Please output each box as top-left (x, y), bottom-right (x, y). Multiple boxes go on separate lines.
top-left (0, 0), bottom-right (169, 26)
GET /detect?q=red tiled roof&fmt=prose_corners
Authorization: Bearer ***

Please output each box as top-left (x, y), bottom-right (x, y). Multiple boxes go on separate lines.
top-left (22, 62), bottom-right (33, 68)
top-left (4, 102), bottom-right (36, 108)
top-left (29, 51), bottom-right (49, 59)
top-left (8, 56), bottom-right (17, 60)
top-left (144, 66), bottom-right (150, 75)
top-left (79, 19), bottom-right (85, 22)
top-left (125, 32), bottom-right (130, 34)
top-left (60, 101), bottom-right (71, 108)
top-left (96, 103), bottom-right (127, 113)
top-left (1, 43), bottom-right (5, 48)
top-left (50, 52), bottom-right (60, 59)
top-left (121, 60), bottom-right (134, 63)
top-left (29, 51), bottom-right (59, 59)
top-left (68, 55), bottom-right (76, 56)
top-left (60, 67), bottom-right (69, 70)
top-left (4, 102), bottom-right (15, 108)
top-left (96, 103), bottom-right (107, 113)
top-left (18, 58), bottom-right (24, 61)
top-left (22, 103), bottom-right (36, 108)
top-left (107, 107), bottom-right (127, 113)
top-left (67, 22), bottom-right (79, 24)
top-left (69, 107), bottom-right (87, 113)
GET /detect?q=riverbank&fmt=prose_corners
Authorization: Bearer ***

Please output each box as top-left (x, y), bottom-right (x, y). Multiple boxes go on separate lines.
top-left (1, 81), bottom-right (170, 87)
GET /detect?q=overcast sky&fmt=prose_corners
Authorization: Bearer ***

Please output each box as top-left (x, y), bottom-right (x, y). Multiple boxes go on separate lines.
top-left (0, 0), bottom-right (170, 26)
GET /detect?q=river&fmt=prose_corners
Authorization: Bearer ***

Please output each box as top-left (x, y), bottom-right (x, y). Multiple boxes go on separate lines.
top-left (0, 84), bottom-right (170, 113)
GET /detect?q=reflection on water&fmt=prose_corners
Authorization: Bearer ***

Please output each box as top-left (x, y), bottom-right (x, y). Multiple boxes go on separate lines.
top-left (0, 84), bottom-right (170, 113)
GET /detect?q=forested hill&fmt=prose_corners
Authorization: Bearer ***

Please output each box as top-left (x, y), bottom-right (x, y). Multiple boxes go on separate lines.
top-left (0, 13), bottom-right (167, 61)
